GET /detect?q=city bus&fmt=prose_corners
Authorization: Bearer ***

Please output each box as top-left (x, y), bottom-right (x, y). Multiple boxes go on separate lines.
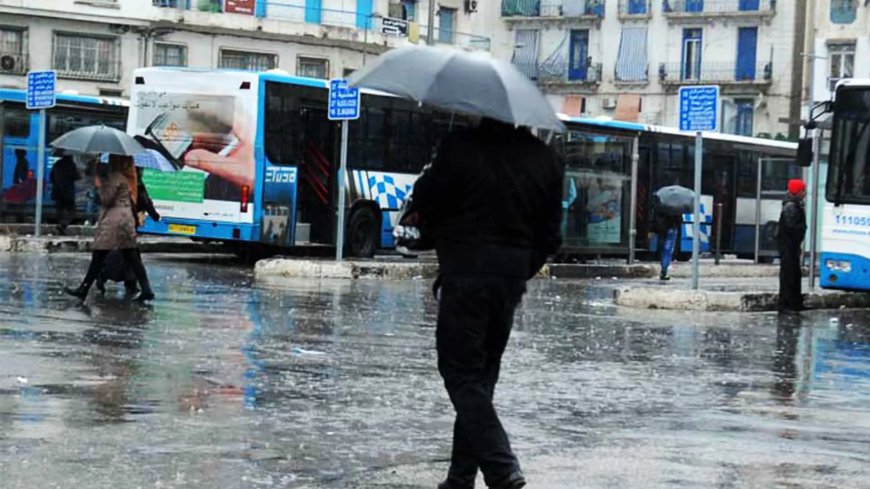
top-left (554, 117), bottom-right (799, 261)
top-left (0, 89), bottom-right (128, 222)
top-left (130, 67), bottom-right (465, 257)
top-left (820, 79), bottom-right (870, 291)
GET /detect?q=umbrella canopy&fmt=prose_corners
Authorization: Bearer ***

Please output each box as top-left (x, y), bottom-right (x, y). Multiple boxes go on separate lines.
top-left (50, 125), bottom-right (145, 156)
top-left (348, 45), bottom-right (565, 133)
top-left (99, 149), bottom-right (174, 171)
top-left (655, 185), bottom-right (696, 216)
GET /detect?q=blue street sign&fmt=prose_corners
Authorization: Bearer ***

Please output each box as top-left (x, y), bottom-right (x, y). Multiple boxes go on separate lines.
top-left (26, 70), bottom-right (57, 110)
top-left (328, 79), bottom-right (360, 121)
top-left (679, 85), bottom-right (719, 132)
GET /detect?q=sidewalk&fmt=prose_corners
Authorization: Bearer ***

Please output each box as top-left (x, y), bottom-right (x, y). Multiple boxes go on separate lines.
top-left (0, 233), bottom-right (223, 254)
top-left (612, 276), bottom-right (870, 312)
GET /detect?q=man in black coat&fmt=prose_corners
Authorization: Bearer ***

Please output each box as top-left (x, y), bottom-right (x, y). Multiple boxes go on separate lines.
top-left (776, 179), bottom-right (808, 312)
top-left (50, 152), bottom-right (81, 235)
top-left (412, 118), bottom-right (564, 489)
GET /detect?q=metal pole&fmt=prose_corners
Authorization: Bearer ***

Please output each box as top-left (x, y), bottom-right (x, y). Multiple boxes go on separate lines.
top-left (692, 131), bottom-right (702, 290)
top-left (427, 0), bottom-right (435, 45)
top-left (808, 128), bottom-right (821, 290)
top-left (35, 108), bottom-right (46, 238)
top-left (715, 203), bottom-right (723, 265)
top-left (754, 156), bottom-right (763, 264)
top-left (363, 19), bottom-right (368, 65)
top-left (336, 119), bottom-right (349, 261)
top-left (628, 136), bottom-right (639, 264)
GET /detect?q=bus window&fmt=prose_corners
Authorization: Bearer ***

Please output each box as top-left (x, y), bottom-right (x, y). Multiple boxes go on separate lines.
top-left (363, 107), bottom-right (386, 170)
top-left (3, 106), bottom-right (30, 138)
top-left (264, 82), bottom-right (303, 166)
top-left (48, 109), bottom-right (125, 143)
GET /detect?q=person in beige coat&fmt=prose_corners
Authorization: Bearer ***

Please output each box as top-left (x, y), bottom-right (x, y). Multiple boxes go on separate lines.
top-left (65, 155), bottom-right (154, 302)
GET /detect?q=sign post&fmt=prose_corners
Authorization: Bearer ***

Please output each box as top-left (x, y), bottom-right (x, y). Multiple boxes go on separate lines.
top-left (26, 70), bottom-right (57, 238)
top-left (679, 85), bottom-right (719, 290)
top-left (328, 79), bottom-right (361, 261)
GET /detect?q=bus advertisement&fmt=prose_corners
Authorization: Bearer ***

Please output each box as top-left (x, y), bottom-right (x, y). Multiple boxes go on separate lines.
top-left (820, 79), bottom-right (870, 291)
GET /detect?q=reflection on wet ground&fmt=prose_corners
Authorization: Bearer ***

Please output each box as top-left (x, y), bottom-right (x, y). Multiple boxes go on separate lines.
top-left (1, 253), bottom-right (869, 488)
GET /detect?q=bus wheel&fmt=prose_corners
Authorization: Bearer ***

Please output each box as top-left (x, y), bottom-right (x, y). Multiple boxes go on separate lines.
top-left (346, 207), bottom-right (379, 258)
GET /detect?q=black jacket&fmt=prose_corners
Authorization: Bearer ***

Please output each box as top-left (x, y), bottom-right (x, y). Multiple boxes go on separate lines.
top-left (412, 120), bottom-right (564, 279)
top-left (50, 156), bottom-right (81, 203)
top-left (776, 195), bottom-right (807, 251)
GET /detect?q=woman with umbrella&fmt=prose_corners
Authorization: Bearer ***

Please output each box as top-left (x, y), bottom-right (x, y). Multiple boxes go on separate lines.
top-left (652, 185), bottom-right (695, 281)
top-left (52, 125), bottom-right (155, 302)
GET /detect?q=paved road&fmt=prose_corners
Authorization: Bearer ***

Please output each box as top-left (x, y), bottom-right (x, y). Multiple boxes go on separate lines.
top-left (1, 253), bottom-right (869, 488)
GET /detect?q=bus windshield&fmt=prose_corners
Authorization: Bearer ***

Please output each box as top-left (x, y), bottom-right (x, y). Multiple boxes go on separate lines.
top-left (827, 86), bottom-right (870, 205)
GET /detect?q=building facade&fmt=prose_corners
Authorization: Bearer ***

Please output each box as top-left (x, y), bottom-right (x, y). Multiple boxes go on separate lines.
top-left (0, 0), bottom-right (489, 97)
top-left (806, 0), bottom-right (870, 106)
top-left (489, 0), bottom-right (801, 140)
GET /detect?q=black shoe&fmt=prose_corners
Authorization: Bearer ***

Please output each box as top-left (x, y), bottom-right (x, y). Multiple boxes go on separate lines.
top-left (132, 291), bottom-right (155, 303)
top-left (438, 479), bottom-right (474, 489)
top-left (96, 280), bottom-right (106, 295)
top-left (123, 286), bottom-right (140, 301)
top-left (489, 472), bottom-right (526, 489)
top-left (64, 286), bottom-right (88, 300)
top-left (660, 274), bottom-right (671, 281)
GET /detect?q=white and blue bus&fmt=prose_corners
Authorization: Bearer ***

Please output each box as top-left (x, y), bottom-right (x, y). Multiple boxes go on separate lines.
top-left (820, 79), bottom-right (870, 291)
top-left (130, 67), bottom-right (466, 257)
top-left (0, 89), bottom-right (127, 222)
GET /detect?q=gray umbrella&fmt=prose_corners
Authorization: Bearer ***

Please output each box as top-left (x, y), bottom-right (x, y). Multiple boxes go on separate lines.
top-left (655, 185), bottom-right (696, 216)
top-left (50, 125), bottom-right (145, 156)
top-left (348, 45), bottom-right (565, 133)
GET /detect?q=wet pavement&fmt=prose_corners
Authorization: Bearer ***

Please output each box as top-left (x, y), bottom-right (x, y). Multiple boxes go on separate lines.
top-left (1, 253), bottom-right (870, 489)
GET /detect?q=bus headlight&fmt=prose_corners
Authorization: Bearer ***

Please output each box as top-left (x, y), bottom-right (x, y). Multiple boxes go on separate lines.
top-left (825, 260), bottom-right (852, 273)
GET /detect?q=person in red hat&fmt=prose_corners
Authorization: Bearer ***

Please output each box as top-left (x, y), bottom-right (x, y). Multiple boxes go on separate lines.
top-left (775, 179), bottom-right (808, 312)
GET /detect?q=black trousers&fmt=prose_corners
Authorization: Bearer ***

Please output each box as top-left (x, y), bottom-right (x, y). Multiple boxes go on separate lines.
top-left (778, 246), bottom-right (803, 311)
top-left (56, 199), bottom-right (75, 230)
top-left (436, 274), bottom-right (526, 486)
top-left (82, 249), bottom-right (151, 294)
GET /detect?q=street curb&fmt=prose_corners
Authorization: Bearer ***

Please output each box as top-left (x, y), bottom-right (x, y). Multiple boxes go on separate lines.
top-left (550, 262), bottom-right (793, 280)
top-left (613, 286), bottom-right (870, 312)
top-left (0, 235), bottom-right (222, 254)
top-left (254, 257), bottom-right (441, 280)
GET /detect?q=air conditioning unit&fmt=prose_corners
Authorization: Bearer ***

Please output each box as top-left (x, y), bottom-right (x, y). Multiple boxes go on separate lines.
top-left (602, 97), bottom-right (617, 110)
top-left (464, 0), bottom-right (478, 13)
top-left (0, 54), bottom-right (23, 73)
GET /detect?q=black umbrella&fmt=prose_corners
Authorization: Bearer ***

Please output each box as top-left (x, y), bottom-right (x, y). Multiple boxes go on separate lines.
top-left (655, 185), bottom-right (696, 216)
top-left (50, 125), bottom-right (145, 156)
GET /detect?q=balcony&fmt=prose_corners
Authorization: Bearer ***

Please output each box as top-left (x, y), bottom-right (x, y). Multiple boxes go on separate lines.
top-left (420, 27), bottom-right (492, 51)
top-left (514, 60), bottom-right (603, 91)
top-left (502, 0), bottom-right (605, 29)
top-left (0, 52), bottom-right (28, 76)
top-left (658, 61), bottom-right (773, 92)
top-left (663, 0), bottom-right (776, 22)
top-left (618, 0), bottom-right (652, 19)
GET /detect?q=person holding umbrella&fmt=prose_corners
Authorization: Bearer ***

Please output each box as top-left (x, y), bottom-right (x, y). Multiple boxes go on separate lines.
top-left (652, 185), bottom-right (695, 281)
top-left (352, 46), bottom-right (565, 489)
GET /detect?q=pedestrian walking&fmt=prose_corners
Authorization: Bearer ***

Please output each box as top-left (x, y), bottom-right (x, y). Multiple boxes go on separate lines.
top-left (13, 148), bottom-right (29, 184)
top-left (64, 155), bottom-right (154, 302)
top-left (411, 118), bottom-right (564, 489)
top-left (50, 151), bottom-right (81, 235)
top-left (776, 179), bottom-right (807, 312)
top-left (652, 206), bottom-right (681, 281)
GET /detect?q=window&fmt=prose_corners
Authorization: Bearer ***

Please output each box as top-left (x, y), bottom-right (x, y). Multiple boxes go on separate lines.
top-left (52, 33), bottom-right (119, 80)
top-left (829, 43), bottom-right (855, 91)
top-left (732, 99), bottom-right (754, 137)
top-left (826, 87), bottom-right (870, 204)
top-left (2, 105), bottom-right (30, 138)
top-left (219, 49), bottom-right (276, 71)
top-left (512, 29), bottom-right (539, 79)
top-left (830, 0), bottom-right (857, 24)
top-left (48, 109), bottom-right (125, 143)
top-left (297, 56), bottom-right (329, 79)
top-left (0, 27), bottom-right (24, 55)
top-left (195, 0), bottom-right (223, 12)
top-left (682, 28), bottom-right (702, 81)
top-left (615, 27), bottom-right (648, 82)
top-left (627, 0), bottom-right (647, 14)
top-left (438, 8), bottom-right (456, 44)
top-left (568, 30), bottom-right (589, 81)
top-left (401, 0), bottom-right (416, 21)
top-left (153, 43), bottom-right (187, 67)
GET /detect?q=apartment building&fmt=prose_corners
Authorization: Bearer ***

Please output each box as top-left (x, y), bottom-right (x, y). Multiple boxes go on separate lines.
top-left (806, 0), bottom-right (870, 106)
top-left (0, 0), bottom-right (489, 96)
top-left (490, 0), bottom-right (801, 139)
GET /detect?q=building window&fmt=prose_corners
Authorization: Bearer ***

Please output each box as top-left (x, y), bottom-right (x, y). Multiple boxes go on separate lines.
top-left (153, 43), bottom-right (187, 67)
top-left (830, 0), bottom-right (857, 24)
top-left (732, 99), bottom-right (754, 137)
top-left (681, 28), bottom-right (702, 81)
top-left (0, 27), bottom-right (26, 74)
top-left (297, 56), bottom-right (329, 79)
top-left (195, 0), bottom-right (223, 12)
top-left (219, 49), bottom-right (277, 71)
top-left (401, 0), bottom-right (417, 21)
top-left (52, 33), bottom-right (119, 81)
top-left (829, 43), bottom-right (855, 91)
top-left (568, 30), bottom-right (589, 82)
top-left (438, 8), bottom-right (456, 44)
top-left (511, 29), bottom-right (539, 79)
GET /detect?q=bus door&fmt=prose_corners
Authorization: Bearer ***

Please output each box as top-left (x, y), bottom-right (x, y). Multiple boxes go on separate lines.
top-left (709, 153), bottom-right (737, 252)
top-left (296, 103), bottom-right (336, 245)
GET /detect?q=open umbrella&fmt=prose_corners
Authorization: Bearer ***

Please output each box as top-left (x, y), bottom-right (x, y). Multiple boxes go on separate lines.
top-left (348, 45), bottom-right (565, 133)
top-left (655, 185), bottom-right (696, 216)
top-left (50, 125), bottom-right (145, 156)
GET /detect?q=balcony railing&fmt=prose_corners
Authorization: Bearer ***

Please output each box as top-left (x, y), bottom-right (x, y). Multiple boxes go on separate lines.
top-left (663, 0), bottom-right (776, 15)
top-left (658, 61), bottom-right (773, 85)
top-left (514, 61), bottom-right (603, 85)
top-left (0, 52), bottom-right (28, 76)
top-left (420, 27), bottom-right (492, 51)
top-left (502, 0), bottom-right (606, 18)
top-left (618, 0), bottom-right (652, 16)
